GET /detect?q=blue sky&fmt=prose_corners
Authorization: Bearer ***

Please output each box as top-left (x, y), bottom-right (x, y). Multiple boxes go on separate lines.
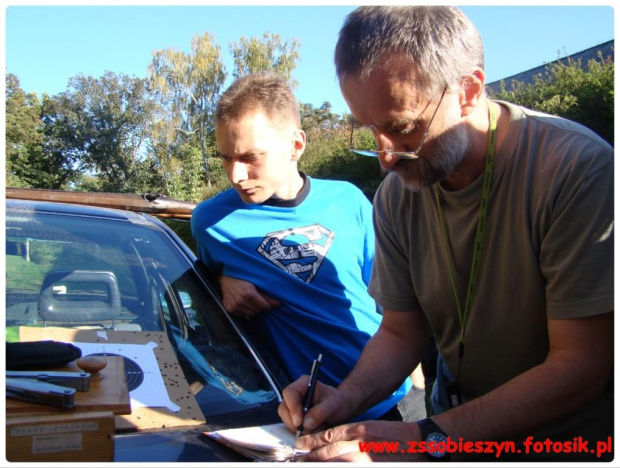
top-left (3, 2), bottom-right (616, 115)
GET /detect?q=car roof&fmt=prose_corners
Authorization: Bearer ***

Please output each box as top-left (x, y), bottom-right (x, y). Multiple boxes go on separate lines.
top-left (6, 198), bottom-right (156, 223)
top-left (6, 188), bottom-right (196, 220)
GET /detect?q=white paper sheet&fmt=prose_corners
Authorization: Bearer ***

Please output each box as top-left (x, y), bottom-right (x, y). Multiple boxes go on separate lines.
top-left (73, 340), bottom-right (180, 412)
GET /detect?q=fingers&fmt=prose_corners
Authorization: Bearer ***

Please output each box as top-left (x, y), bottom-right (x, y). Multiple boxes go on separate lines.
top-left (279, 377), bottom-right (334, 432)
top-left (222, 300), bottom-right (257, 318)
top-left (220, 276), bottom-right (277, 317)
top-left (294, 421), bottom-right (421, 462)
top-left (299, 440), bottom-right (370, 462)
top-left (279, 376), bottom-right (309, 430)
top-left (261, 292), bottom-right (282, 308)
top-left (295, 425), bottom-right (366, 462)
top-left (280, 377), bottom-right (347, 437)
top-left (225, 306), bottom-right (255, 318)
top-left (296, 424), bottom-right (353, 450)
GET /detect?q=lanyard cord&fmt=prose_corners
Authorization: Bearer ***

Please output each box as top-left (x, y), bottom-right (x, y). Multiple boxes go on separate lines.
top-left (433, 101), bottom-right (498, 381)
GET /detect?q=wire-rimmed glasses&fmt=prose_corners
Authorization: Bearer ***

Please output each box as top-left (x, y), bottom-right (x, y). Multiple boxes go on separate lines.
top-left (348, 86), bottom-right (447, 160)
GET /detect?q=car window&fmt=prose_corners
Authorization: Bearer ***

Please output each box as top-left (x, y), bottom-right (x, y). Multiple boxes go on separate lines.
top-left (5, 205), bottom-right (279, 421)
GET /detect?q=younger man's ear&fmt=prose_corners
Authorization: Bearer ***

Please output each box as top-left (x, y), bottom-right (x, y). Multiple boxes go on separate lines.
top-left (291, 129), bottom-right (306, 161)
top-left (459, 68), bottom-right (485, 117)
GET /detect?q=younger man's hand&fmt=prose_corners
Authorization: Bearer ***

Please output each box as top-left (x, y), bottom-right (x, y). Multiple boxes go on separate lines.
top-left (220, 275), bottom-right (280, 318)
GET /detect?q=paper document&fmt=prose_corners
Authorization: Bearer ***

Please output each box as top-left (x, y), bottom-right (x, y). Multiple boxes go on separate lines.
top-left (73, 341), bottom-right (180, 412)
top-left (206, 422), bottom-right (309, 462)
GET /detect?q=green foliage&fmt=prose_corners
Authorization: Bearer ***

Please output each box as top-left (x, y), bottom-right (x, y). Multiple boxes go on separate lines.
top-left (71, 174), bottom-right (103, 192)
top-left (5, 74), bottom-right (67, 188)
top-left (38, 94), bottom-right (86, 188)
top-left (5, 256), bottom-right (49, 290)
top-left (27, 241), bottom-right (62, 267)
top-left (149, 32), bottom-right (227, 188)
top-left (229, 32), bottom-right (300, 88)
top-left (162, 219), bottom-right (197, 254)
top-left (301, 123), bottom-right (385, 201)
top-left (157, 143), bottom-right (205, 202)
top-left (298, 102), bottom-right (385, 200)
top-left (491, 51), bottom-right (614, 145)
top-left (8, 36), bottom-right (613, 203)
top-left (199, 155), bottom-right (232, 200)
top-left (6, 327), bottom-right (21, 343)
top-left (7, 32), bottom-right (303, 200)
top-left (40, 72), bottom-right (155, 192)
top-left (300, 101), bottom-right (348, 141)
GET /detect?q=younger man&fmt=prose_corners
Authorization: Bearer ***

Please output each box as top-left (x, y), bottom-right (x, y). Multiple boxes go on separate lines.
top-left (191, 72), bottom-right (415, 422)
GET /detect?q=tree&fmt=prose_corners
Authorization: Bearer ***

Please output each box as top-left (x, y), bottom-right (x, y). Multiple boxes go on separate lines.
top-left (149, 33), bottom-right (226, 188)
top-left (8, 31), bottom-right (305, 199)
top-left (300, 101), bottom-right (347, 142)
top-left (6, 74), bottom-right (42, 187)
top-left (300, 109), bottom-right (383, 201)
top-left (6, 74), bottom-right (80, 189)
top-left (229, 32), bottom-right (300, 88)
top-left (491, 51), bottom-right (614, 145)
top-left (43, 72), bottom-right (155, 192)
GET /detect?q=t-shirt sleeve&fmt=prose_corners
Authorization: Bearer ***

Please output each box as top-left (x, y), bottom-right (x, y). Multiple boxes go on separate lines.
top-left (541, 153), bottom-right (614, 319)
top-left (368, 176), bottom-right (421, 312)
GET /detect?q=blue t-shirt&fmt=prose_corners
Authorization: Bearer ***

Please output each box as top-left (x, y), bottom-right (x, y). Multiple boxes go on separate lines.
top-left (191, 176), bottom-right (410, 420)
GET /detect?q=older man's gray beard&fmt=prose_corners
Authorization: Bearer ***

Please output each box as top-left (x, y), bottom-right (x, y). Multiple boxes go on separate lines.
top-left (387, 123), bottom-right (470, 192)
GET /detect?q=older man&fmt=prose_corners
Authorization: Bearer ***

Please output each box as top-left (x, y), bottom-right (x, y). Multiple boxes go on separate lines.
top-left (279, 6), bottom-right (613, 462)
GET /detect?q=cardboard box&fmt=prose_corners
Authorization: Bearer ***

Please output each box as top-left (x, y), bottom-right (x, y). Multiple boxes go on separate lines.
top-left (6, 411), bottom-right (115, 462)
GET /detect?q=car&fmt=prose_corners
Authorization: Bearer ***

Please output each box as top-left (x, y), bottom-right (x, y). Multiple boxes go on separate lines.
top-left (5, 188), bottom-right (290, 462)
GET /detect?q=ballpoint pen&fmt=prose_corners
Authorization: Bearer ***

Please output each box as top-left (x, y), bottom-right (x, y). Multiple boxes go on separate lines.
top-left (293, 353), bottom-right (322, 460)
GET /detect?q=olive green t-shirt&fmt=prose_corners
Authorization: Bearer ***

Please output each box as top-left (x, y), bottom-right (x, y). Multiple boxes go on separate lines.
top-left (369, 100), bottom-right (613, 460)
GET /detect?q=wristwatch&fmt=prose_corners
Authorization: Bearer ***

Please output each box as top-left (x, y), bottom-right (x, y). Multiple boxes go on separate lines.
top-left (416, 417), bottom-right (450, 461)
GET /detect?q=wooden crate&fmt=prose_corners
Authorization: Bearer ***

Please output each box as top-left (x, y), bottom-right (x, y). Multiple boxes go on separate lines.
top-left (6, 355), bottom-right (130, 416)
top-left (17, 327), bottom-right (206, 430)
top-left (6, 411), bottom-right (115, 462)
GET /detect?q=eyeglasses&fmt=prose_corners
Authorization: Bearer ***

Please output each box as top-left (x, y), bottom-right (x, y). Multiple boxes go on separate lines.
top-left (348, 86), bottom-right (447, 160)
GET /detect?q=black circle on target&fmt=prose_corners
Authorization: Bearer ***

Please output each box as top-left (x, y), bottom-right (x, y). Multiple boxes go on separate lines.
top-left (87, 352), bottom-right (145, 391)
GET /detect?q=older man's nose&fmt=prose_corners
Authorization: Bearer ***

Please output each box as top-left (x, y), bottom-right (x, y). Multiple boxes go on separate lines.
top-left (375, 133), bottom-right (402, 171)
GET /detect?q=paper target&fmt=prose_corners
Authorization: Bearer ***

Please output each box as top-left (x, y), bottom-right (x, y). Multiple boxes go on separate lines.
top-left (74, 341), bottom-right (180, 412)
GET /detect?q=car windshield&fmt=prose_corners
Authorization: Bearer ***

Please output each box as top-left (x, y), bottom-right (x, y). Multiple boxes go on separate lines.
top-left (5, 202), bottom-right (279, 424)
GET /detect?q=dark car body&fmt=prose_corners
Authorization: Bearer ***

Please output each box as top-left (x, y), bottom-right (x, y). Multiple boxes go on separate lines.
top-left (5, 189), bottom-right (289, 462)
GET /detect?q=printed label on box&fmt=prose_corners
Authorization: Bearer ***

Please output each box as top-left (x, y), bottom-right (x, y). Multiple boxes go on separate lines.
top-left (11, 421), bottom-right (99, 437)
top-left (32, 433), bottom-right (84, 453)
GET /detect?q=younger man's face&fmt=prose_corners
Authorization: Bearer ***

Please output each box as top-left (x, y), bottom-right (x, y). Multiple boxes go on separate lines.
top-left (215, 110), bottom-right (305, 204)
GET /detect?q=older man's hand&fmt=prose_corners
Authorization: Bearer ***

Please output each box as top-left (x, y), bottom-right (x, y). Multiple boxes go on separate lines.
top-left (294, 420), bottom-right (426, 462)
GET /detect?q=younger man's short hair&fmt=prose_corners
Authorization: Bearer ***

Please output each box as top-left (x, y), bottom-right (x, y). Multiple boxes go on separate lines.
top-left (215, 72), bottom-right (301, 129)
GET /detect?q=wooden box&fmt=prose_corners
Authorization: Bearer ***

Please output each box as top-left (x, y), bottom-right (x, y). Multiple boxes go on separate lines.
top-left (17, 327), bottom-right (206, 430)
top-left (6, 411), bottom-right (115, 462)
top-left (6, 355), bottom-right (130, 416)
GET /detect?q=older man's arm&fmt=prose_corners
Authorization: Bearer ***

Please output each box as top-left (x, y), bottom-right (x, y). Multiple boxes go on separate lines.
top-left (295, 311), bottom-right (613, 462)
top-left (433, 311), bottom-right (613, 443)
top-left (279, 307), bottom-right (429, 432)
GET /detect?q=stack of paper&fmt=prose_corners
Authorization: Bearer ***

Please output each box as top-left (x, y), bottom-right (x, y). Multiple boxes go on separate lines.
top-left (206, 423), bottom-right (309, 462)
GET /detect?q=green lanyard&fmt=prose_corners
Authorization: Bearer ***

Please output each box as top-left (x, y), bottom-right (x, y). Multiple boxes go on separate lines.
top-left (433, 102), bottom-right (498, 379)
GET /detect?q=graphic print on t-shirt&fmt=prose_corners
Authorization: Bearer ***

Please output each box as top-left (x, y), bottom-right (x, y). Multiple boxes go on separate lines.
top-left (257, 224), bottom-right (335, 283)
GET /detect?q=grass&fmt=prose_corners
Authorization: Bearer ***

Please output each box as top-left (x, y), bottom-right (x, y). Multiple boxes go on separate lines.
top-left (5, 255), bottom-right (48, 290)
top-left (6, 327), bottom-right (21, 343)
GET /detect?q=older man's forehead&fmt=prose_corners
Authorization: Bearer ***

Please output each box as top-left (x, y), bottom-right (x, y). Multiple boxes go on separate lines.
top-left (342, 69), bottom-right (431, 124)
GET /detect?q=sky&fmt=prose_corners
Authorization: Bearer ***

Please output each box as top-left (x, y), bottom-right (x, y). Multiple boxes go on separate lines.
top-left (2, 2), bottom-right (616, 116)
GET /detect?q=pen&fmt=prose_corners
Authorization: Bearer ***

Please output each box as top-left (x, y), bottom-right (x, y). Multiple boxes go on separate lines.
top-left (296, 353), bottom-right (323, 441)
